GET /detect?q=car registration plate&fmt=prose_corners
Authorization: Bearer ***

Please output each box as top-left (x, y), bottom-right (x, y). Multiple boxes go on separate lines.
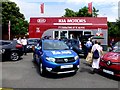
top-left (103, 69), bottom-right (114, 75)
top-left (61, 65), bottom-right (73, 69)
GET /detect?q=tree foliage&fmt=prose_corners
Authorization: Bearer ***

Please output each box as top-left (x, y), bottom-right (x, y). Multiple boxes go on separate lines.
top-left (2, 1), bottom-right (28, 36)
top-left (63, 6), bottom-right (99, 17)
top-left (108, 20), bottom-right (120, 38)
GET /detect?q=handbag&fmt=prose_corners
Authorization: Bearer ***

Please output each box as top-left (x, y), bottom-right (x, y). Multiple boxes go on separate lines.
top-left (16, 44), bottom-right (23, 48)
top-left (86, 52), bottom-right (93, 64)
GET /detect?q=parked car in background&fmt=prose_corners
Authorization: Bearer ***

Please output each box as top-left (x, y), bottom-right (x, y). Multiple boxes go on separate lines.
top-left (27, 38), bottom-right (40, 52)
top-left (112, 41), bottom-right (120, 50)
top-left (0, 40), bottom-right (23, 61)
top-left (99, 48), bottom-right (120, 77)
top-left (62, 39), bottom-right (85, 56)
top-left (33, 39), bottom-right (80, 76)
top-left (109, 41), bottom-right (120, 51)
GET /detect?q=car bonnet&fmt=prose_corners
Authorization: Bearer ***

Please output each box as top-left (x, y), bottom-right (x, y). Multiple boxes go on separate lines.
top-left (43, 50), bottom-right (77, 58)
top-left (103, 52), bottom-right (120, 62)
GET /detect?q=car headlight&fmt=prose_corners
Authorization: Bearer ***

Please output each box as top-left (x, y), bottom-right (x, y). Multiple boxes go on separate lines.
top-left (0, 49), bottom-right (5, 54)
top-left (74, 55), bottom-right (79, 60)
top-left (46, 57), bottom-right (55, 62)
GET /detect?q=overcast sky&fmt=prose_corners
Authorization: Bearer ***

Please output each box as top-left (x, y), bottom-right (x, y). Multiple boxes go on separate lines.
top-left (10, 0), bottom-right (120, 22)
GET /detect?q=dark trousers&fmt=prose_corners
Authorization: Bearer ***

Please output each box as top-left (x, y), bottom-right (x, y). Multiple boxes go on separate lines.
top-left (23, 45), bottom-right (27, 55)
top-left (84, 46), bottom-right (92, 58)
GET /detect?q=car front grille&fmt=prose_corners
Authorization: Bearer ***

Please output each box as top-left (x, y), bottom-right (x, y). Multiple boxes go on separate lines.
top-left (55, 57), bottom-right (75, 63)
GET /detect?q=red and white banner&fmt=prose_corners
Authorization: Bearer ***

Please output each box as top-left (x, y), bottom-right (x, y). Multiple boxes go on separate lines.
top-left (88, 2), bottom-right (92, 14)
top-left (40, 3), bottom-right (44, 14)
top-left (8, 20), bottom-right (10, 40)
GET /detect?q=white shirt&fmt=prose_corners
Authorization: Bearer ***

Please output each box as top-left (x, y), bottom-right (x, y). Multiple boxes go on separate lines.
top-left (85, 41), bottom-right (92, 47)
top-left (17, 39), bottom-right (22, 44)
top-left (91, 44), bottom-right (103, 56)
top-left (21, 39), bottom-right (27, 45)
top-left (91, 44), bottom-right (103, 69)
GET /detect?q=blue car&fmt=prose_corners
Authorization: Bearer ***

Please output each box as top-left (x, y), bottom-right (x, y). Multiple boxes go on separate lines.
top-left (33, 39), bottom-right (80, 76)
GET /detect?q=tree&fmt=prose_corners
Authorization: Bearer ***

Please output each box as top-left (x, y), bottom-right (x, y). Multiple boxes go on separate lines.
top-left (108, 20), bottom-right (120, 39)
top-left (115, 20), bottom-right (120, 37)
top-left (63, 6), bottom-right (99, 17)
top-left (92, 7), bottom-right (99, 17)
top-left (108, 22), bottom-right (116, 37)
top-left (2, 1), bottom-right (28, 37)
top-left (64, 8), bottom-right (77, 17)
top-left (77, 6), bottom-right (92, 17)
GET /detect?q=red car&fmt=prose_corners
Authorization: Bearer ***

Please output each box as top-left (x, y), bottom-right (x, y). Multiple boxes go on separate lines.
top-left (99, 48), bottom-right (120, 77)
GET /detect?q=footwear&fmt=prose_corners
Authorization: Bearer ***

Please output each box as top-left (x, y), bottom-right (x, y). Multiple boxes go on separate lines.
top-left (90, 71), bottom-right (95, 74)
top-left (94, 69), bottom-right (99, 73)
top-left (90, 69), bottom-right (95, 74)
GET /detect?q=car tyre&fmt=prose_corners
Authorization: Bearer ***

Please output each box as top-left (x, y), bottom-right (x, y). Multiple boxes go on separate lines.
top-left (10, 52), bottom-right (19, 61)
top-left (39, 61), bottom-right (46, 76)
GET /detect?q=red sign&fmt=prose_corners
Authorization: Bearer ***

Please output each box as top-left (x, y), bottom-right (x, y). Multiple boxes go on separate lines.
top-left (29, 17), bottom-right (108, 38)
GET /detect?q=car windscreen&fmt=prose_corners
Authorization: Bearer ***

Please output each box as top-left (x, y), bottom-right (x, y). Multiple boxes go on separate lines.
top-left (113, 48), bottom-right (120, 52)
top-left (43, 41), bottom-right (69, 50)
top-left (0, 41), bottom-right (11, 45)
top-left (28, 39), bottom-right (38, 44)
top-left (63, 39), bottom-right (79, 47)
top-left (114, 41), bottom-right (120, 47)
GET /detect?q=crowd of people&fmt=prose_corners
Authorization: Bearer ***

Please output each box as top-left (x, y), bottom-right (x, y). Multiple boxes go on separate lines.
top-left (13, 36), bottom-right (27, 55)
top-left (84, 38), bottom-right (104, 74)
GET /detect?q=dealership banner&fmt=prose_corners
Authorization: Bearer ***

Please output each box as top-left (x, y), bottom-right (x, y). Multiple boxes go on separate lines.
top-left (40, 3), bottom-right (44, 14)
top-left (88, 2), bottom-right (92, 14)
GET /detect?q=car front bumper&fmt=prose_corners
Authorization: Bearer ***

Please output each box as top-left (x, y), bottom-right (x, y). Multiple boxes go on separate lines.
top-left (99, 65), bottom-right (120, 77)
top-left (43, 59), bottom-right (80, 74)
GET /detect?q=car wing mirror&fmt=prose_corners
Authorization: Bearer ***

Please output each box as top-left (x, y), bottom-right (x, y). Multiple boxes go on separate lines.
top-left (35, 46), bottom-right (41, 50)
top-left (38, 46), bottom-right (41, 50)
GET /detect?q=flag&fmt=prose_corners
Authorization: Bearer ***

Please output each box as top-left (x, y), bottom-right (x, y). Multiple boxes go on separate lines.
top-left (8, 20), bottom-right (11, 40)
top-left (40, 3), bottom-right (44, 14)
top-left (88, 2), bottom-right (92, 14)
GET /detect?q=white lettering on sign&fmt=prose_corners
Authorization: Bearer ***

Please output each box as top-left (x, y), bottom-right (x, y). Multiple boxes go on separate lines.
top-left (37, 19), bottom-right (46, 23)
top-left (58, 19), bottom-right (86, 23)
top-left (58, 19), bottom-right (66, 23)
top-left (58, 26), bottom-right (85, 29)
top-left (67, 19), bottom-right (86, 23)
top-left (51, 51), bottom-right (72, 55)
top-left (36, 28), bottom-right (40, 33)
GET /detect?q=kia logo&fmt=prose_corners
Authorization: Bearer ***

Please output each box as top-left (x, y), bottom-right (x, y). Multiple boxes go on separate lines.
top-left (37, 19), bottom-right (46, 23)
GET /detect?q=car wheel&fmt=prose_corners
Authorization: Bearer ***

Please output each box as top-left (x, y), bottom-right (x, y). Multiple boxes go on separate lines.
top-left (39, 61), bottom-right (46, 76)
top-left (10, 52), bottom-right (19, 61)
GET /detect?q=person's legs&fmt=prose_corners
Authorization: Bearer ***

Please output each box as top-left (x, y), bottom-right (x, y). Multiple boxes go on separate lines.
top-left (24, 45), bottom-right (27, 55)
top-left (22, 45), bottom-right (25, 54)
top-left (84, 47), bottom-right (88, 58)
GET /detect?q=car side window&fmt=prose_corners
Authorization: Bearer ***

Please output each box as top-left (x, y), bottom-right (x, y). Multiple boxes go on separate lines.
top-left (2, 41), bottom-right (11, 45)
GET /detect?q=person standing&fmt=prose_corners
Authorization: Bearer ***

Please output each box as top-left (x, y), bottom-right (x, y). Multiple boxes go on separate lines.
top-left (13, 36), bottom-right (17, 41)
top-left (17, 37), bottom-right (22, 44)
top-left (21, 37), bottom-right (27, 55)
top-left (110, 38), bottom-right (115, 50)
top-left (91, 40), bottom-right (103, 74)
top-left (85, 38), bottom-right (93, 58)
